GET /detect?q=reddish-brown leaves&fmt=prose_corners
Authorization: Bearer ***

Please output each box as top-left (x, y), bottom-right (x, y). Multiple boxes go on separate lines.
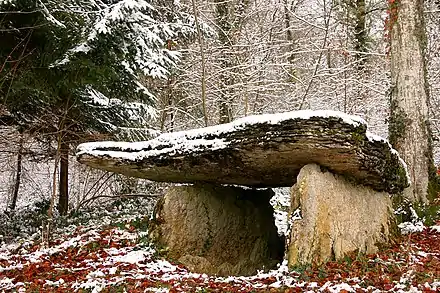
top-left (1, 221), bottom-right (439, 292)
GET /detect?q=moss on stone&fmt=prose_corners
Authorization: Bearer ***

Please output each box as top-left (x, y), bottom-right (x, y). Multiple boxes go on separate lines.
top-left (427, 175), bottom-right (440, 203)
top-left (350, 131), bottom-right (364, 144)
top-left (395, 165), bottom-right (410, 188)
top-left (388, 97), bottom-right (409, 148)
top-left (392, 191), bottom-right (440, 227)
top-left (425, 117), bottom-right (439, 203)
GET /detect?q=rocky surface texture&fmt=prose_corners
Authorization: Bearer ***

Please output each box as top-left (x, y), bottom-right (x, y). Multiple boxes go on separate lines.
top-left (148, 183), bottom-right (284, 276)
top-left (77, 110), bottom-right (409, 194)
top-left (288, 164), bottom-right (396, 267)
top-left (76, 111), bottom-right (408, 274)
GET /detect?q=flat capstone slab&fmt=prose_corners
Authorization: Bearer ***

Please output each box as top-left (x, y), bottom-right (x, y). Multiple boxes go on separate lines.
top-left (76, 110), bottom-right (409, 194)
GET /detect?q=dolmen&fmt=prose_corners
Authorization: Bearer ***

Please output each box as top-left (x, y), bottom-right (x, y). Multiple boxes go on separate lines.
top-left (76, 110), bottom-right (409, 276)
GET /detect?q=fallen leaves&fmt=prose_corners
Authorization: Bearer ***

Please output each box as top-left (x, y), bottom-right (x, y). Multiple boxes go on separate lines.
top-left (0, 220), bottom-right (439, 292)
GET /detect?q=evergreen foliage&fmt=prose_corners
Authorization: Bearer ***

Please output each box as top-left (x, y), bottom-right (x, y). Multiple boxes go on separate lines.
top-left (0, 0), bottom-right (200, 214)
top-left (0, 0), bottom-right (198, 139)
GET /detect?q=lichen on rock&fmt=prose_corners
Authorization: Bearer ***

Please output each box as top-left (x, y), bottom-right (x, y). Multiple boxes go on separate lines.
top-left (77, 110), bottom-right (409, 194)
top-left (148, 183), bottom-right (284, 276)
top-left (288, 164), bottom-right (396, 267)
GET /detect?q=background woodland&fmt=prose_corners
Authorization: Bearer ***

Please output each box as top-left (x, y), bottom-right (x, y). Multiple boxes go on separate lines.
top-left (0, 0), bottom-right (439, 217)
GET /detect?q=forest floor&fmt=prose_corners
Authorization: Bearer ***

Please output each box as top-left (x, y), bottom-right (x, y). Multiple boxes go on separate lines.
top-left (0, 198), bottom-right (439, 292)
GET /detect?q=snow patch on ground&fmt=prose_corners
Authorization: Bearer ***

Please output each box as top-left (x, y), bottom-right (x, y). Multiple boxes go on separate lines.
top-left (1, 193), bottom-right (438, 292)
top-left (398, 221), bottom-right (425, 235)
top-left (0, 216), bottom-right (440, 292)
top-left (431, 225), bottom-right (440, 233)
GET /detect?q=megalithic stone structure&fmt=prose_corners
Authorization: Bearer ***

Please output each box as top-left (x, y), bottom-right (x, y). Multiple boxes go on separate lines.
top-left (76, 110), bottom-right (409, 276)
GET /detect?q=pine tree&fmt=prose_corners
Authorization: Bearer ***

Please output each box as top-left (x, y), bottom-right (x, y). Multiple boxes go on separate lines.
top-left (0, 0), bottom-right (198, 214)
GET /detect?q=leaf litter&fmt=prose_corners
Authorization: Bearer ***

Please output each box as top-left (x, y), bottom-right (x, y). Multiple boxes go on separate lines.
top-left (0, 209), bottom-right (438, 292)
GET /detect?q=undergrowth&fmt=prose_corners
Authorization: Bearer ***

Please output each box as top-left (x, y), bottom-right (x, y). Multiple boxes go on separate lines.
top-left (0, 196), bottom-right (157, 245)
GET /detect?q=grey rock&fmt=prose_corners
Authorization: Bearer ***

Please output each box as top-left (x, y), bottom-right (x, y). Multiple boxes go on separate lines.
top-left (77, 112), bottom-right (408, 193)
top-left (148, 183), bottom-right (284, 276)
top-left (287, 164), bottom-right (396, 267)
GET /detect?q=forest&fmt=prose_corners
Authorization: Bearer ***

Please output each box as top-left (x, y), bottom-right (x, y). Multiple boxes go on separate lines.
top-left (0, 0), bottom-right (439, 292)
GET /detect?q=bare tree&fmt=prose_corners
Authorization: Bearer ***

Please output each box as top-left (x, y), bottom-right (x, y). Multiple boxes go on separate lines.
top-left (214, 0), bottom-right (250, 124)
top-left (8, 133), bottom-right (23, 212)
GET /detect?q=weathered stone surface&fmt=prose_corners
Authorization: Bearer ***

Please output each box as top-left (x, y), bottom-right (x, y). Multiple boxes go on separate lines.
top-left (148, 183), bottom-right (284, 276)
top-left (77, 111), bottom-right (408, 194)
top-left (288, 164), bottom-right (396, 267)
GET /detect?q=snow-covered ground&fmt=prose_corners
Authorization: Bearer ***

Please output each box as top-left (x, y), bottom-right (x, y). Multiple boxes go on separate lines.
top-left (0, 112), bottom-right (439, 292)
top-left (0, 195), bottom-right (439, 292)
top-left (0, 161), bottom-right (438, 292)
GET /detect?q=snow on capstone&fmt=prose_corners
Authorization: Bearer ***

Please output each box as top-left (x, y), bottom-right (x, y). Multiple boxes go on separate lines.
top-left (77, 110), bottom-right (368, 160)
top-left (366, 132), bottom-right (411, 185)
top-left (76, 109), bottom-right (410, 192)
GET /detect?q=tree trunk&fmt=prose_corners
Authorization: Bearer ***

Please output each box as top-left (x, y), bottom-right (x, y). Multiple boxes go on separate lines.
top-left (389, 0), bottom-right (433, 203)
top-left (284, 0), bottom-right (294, 64)
top-left (215, 0), bottom-right (234, 124)
top-left (353, 0), bottom-right (366, 69)
top-left (214, 0), bottom-right (249, 124)
top-left (8, 134), bottom-right (23, 212)
top-left (284, 0), bottom-right (299, 84)
top-left (44, 133), bottom-right (62, 247)
top-left (160, 40), bottom-right (176, 132)
top-left (58, 139), bottom-right (69, 215)
top-left (191, 0), bottom-right (209, 126)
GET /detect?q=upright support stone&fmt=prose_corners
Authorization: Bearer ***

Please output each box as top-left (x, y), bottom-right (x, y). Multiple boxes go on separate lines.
top-left (288, 164), bottom-right (396, 267)
top-left (149, 183), bottom-right (284, 276)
